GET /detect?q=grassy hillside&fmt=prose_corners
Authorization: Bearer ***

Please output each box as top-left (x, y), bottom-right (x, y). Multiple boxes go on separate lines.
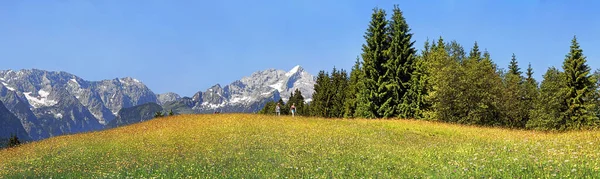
top-left (1, 114), bottom-right (599, 178)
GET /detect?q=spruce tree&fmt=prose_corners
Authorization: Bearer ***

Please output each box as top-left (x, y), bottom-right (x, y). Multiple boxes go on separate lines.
top-left (522, 63), bottom-right (539, 125)
top-left (382, 5), bottom-right (418, 119)
top-left (562, 36), bottom-right (598, 129)
top-left (446, 40), bottom-right (466, 63)
top-left (508, 53), bottom-right (522, 76)
top-left (7, 134), bottom-right (21, 148)
top-left (310, 71), bottom-right (330, 117)
top-left (501, 54), bottom-right (528, 127)
top-left (277, 98), bottom-right (286, 115)
top-left (154, 111), bottom-right (164, 118)
top-left (526, 63), bottom-right (536, 84)
top-left (405, 52), bottom-right (429, 119)
top-left (293, 89), bottom-right (306, 116)
top-left (259, 101), bottom-right (276, 115)
top-left (331, 68), bottom-right (349, 118)
top-left (468, 41), bottom-right (482, 62)
top-left (355, 8), bottom-right (388, 119)
top-left (285, 92), bottom-right (295, 115)
top-left (343, 57), bottom-right (362, 118)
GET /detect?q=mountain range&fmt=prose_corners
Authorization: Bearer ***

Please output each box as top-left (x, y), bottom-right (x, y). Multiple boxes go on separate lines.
top-left (0, 65), bottom-right (315, 142)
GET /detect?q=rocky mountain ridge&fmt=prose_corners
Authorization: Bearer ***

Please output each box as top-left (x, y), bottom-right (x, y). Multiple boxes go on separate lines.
top-left (0, 65), bottom-right (315, 141)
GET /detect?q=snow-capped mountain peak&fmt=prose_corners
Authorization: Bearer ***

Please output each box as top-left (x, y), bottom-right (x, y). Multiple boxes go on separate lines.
top-left (188, 65), bottom-right (315, 113)
top-left (285, 65), bottom-right (303, 77)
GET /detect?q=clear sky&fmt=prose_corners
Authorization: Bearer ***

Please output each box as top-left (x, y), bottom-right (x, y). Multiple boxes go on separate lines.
top-left (1, 0), bottom-right (599, 97)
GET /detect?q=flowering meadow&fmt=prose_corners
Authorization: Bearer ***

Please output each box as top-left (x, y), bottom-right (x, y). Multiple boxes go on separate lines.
top-left (1, 114), bottom-right (599, 178)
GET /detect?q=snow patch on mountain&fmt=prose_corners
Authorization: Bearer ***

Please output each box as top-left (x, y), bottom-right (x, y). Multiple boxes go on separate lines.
top-left (269, 82), bottom-right (285, 92)
top-left (285, 65), bottom-right (301, 77)
top-left (23, 90), bottom-right (58, 108)
top-left (69, 78), bottom-right (80, 86)
top-left (199, 101), bottom-right (226, 109)
top-left (1, 82), bottom-right (15, 91)
top-left (229, 95), bottom-right (255, 104)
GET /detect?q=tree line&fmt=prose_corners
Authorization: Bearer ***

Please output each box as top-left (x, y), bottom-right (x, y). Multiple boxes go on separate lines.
top-left (260, 5), bottom-right (600, 130)
top-left (259, 89), bottom-right (308, 116)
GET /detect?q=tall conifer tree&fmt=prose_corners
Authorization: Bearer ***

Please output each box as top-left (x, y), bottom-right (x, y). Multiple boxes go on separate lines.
top-left (562, 36), bottom-right (598, 129)
top-left (310, 71), bottom-right (330, 117)
top-left (382, 5), bottom-right (418, 118)
top-left (343, 57), bottom-right (362, 118)
top-left (356, 8), bottom-right (389, 118)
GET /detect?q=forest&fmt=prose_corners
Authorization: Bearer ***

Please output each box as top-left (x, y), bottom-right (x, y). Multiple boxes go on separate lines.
top-left (260, 5), bottom-right (600, 131)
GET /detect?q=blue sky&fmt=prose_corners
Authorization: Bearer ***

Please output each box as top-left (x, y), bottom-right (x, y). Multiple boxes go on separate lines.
top-left (1, 0), bottom-right (599, 96)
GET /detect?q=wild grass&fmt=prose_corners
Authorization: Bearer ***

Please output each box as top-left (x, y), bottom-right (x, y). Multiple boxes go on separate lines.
top-left (1, 114), bottom-right (599, 178)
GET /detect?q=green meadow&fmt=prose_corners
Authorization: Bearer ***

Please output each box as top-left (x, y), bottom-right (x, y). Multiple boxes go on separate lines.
top-left (1, 114), bottom-right (599, 178)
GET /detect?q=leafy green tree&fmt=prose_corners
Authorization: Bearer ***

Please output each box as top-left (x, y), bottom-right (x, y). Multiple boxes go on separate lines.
top-left (427, 37), bottom-right (463, 122)
top-left (562, 36), bottom-right (598, 129)
top-left (433, 42), bottom-right (502, 125)
top-left (168, 109), bottom-right (174, 116)
top-left (343, 57), bottom-right (362, 118)
top-left (450, 42), bottom-right (503, 125)
top-left (382, 5), bottom-right (418, 119)
top-left (527, 67), bottom-right (568, 130)
top-left (355, 8), bottom-right (388, 119)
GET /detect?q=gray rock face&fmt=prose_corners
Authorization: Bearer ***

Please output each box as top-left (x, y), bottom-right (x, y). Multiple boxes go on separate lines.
top-left (0, 86), bottom-right (48, 140)
top-left (157, 92), bottom-right (181, 105)
top-left (91, 77), bottom-right (158, 118)
top-left (0, 99), bottom-right (30, 142)
top-left (0, 69), bottom-right (158, 140)
top-left (106, 102), bottom-right (163, 128)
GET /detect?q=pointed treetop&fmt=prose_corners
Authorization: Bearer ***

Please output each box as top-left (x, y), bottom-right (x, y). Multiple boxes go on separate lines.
top-left (469, 41), bottom-right (481, 61)
top-left (436, 36), bottom-right (445, 50)
top-left (508, 53), bottom-right (522, 76)
top-left (353, 56), bottom-right (361, 69)
top-left (483, 49), bottom-right (490, 60)
top-left (567, 35), bottom-right (583, 58)
top-left (391, 5), bottom-right (407, 26)
top-left (430, 39), bottom-right (437, 50)
top-left (563, 35), bottom-right (588, 76)
top-left (526, 63), bottom-right (534, 80)
top-left (423, 37), bottom-right (431, 54)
